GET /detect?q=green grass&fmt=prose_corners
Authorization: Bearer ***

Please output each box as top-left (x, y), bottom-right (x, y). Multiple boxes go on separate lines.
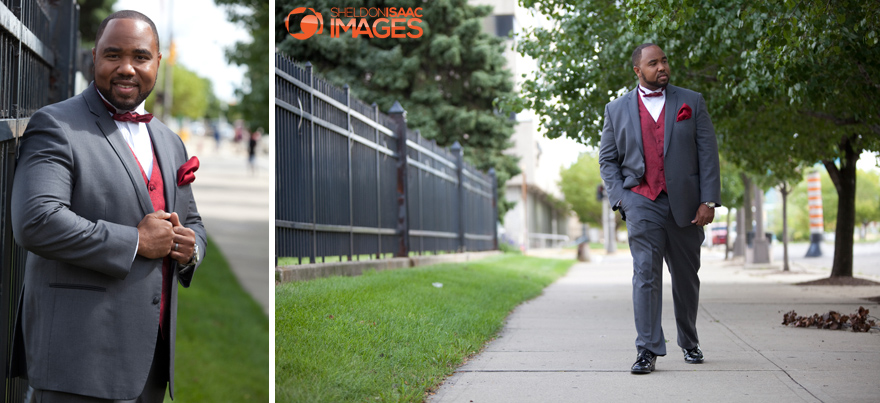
top-left (275, 254), bottom-right (574, 402)
top-left (589, 242), bottom-right (630, 250)
top-left (167, 237), bottom-right (270, 402)
top-left (278, 250), bottom-right (459, 266)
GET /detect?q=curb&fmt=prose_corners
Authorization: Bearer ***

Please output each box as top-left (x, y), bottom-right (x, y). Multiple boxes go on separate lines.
top-left (276, 251), bottom-right (502, 284)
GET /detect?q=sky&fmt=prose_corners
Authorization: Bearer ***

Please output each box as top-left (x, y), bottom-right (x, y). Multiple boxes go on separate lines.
top-left (114, 0), bottom-right (253, 103)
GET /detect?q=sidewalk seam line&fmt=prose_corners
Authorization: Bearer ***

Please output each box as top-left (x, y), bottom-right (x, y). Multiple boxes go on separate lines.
top-left (700, 303), bottom-right (825, 403)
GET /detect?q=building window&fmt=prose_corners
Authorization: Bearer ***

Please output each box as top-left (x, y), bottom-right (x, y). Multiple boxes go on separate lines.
top-left (495, 15), bottom-right (514, 37)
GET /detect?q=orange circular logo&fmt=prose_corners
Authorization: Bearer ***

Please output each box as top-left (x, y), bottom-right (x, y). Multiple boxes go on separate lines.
top-left (286, 7), bottom-right (323, 40)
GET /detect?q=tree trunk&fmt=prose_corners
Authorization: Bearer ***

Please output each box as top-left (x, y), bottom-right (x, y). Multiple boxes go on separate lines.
top-left (724, 208), bottom-right (733, 260)
top-left (732, 174), bottom-right (752, 257)
top-left (780, 182), bottom-right (790, 272)
top-left (823, 135), bottom-right (860, 278)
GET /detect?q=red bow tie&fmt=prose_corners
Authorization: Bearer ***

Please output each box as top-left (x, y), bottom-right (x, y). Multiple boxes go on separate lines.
top-left (97, 89), bottom-right (153, 123)
top-left (640, 88), bottom-right (664, 98)
top-left (112, 111), bottom-right (153, 123)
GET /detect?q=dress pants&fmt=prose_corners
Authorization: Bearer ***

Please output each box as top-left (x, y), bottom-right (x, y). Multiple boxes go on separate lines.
top-left (30, 330), bottom-right (168, 403)
top-left (622, 191), bottom-right (703, 356)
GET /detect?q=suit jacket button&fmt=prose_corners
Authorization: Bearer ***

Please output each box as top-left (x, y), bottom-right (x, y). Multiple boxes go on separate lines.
top-left (152, 296), bottom-right (160, 305)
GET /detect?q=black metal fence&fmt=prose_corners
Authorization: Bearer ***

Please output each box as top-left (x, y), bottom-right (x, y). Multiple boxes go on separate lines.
top-left (1, 1), bottom-right (79, 401)
top-left (276, 55), bottom-right (498, 264)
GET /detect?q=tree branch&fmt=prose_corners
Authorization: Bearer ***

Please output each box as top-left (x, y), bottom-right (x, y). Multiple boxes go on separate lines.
top-left (797, 110), bottom-right (861, 126)
top-left (856, 61), bottom-right (880, 90)
top-left (823, 159), bottom-right (842, 193)
top-left (684, 71), bottom-right (718, 82)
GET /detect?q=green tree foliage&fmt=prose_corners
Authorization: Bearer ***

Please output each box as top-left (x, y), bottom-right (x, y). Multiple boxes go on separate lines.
top-left (78, 0), bottom-right (116, 45)
top-left (777, 169), bottom-right (837, 241)
top-left (855, 169), bottom-right (880, 238)
top-left (778, 167), bottom-right (880, 242)
top-left (215, 0), bottom-right (270, 132)
top-left (558, 152), bottom-right (603, 225)
top-left (275, 0), bottom-right (520, 219)
top-left (145, 64), bottom-right (219, 120)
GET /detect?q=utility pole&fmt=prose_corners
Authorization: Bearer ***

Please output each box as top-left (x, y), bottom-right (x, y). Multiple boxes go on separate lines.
top-left (162, 0), bottom-right (174, 122)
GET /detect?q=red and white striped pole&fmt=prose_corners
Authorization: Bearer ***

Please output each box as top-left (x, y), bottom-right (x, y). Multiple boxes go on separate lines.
top-left (805, 170), bottom-right (823, 257)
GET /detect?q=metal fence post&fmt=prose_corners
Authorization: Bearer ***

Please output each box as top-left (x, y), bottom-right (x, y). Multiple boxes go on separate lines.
top-left (389, 101), bottom-right (409, 258)
top-left (372, 102), bottom-right (382, 259)
top-left (489, 168), bottom-right (498, 250)
top-left (451, 141), bottom-right (465, 252)
top-left (344, 84), bottom-right (353, 261)
top-left (306, 62), bottom-right (316, 263)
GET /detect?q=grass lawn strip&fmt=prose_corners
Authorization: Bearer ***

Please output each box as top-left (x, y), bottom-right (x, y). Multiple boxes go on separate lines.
top-left (169, 236), bottom-right (270, 402)
top-left (275, 254), bottom-right (573, 402)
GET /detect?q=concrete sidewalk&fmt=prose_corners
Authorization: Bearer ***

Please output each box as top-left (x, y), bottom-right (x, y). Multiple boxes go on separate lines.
top-left (188, 136), bottom-right (270, 315)
top-left (429, 248), bottom-right (880, 403)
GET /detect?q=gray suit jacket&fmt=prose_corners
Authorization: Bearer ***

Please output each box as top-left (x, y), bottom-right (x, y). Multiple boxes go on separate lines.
top-left (598, 84), bottom-right (721, 227)
top-left (9, 83), bottom-right (207, 400)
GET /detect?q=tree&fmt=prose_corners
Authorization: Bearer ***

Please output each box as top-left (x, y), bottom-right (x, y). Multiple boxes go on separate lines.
top-left (145, 64), bottom-right (219, 120)
top-left (215, 0), bottom-right (269, 132)
top-left (719, 158), bottom-right (746, 259)
top-left (77, 0), bottom-right (116, 45)
top-left (275, 0), bottom-right (520, 220)
top-left (558, 152), bottom-right (604, 226)
top-left (625, 0), bottom-right (880, 277)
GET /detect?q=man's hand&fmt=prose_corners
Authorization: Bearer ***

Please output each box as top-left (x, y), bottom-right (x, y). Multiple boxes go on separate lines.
top-left (168, 212), bottom-right (197, 266)
top-left (691, 204), bottom-right (715, 227)
top-left (137, 210), bottom-right (174, 258)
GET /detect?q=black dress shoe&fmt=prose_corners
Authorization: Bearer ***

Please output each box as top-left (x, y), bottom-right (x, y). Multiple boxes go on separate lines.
top-left (631, 350), bottom-right (657, 374)
top-left (683, 346), bottom-right (704, 364)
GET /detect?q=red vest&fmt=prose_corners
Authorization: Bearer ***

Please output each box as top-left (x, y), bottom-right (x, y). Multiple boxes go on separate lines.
top-left (131, 147), bottom-right (171, 338)
top-left (632, 95), bottom-right (667, 200)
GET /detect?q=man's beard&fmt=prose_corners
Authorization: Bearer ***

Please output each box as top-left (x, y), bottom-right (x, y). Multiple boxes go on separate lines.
top-left (98, 82), bottom-right (154, 112)
top-left (643, 73), bottom-right (669, 89)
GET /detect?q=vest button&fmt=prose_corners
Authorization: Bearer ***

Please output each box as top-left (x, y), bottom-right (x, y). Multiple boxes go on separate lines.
top-left (152, 296), bottom-right (160, 305)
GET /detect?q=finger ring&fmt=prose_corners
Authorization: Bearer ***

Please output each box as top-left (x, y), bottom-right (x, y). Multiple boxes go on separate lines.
top-left (174, 243), bottom-right (179, 251)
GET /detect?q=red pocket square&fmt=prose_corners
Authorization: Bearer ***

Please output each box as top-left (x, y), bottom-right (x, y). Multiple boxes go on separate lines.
top-left (177, 156), bottom-right (199, 186)
top-left (676, 103), bottom-right (692, 122)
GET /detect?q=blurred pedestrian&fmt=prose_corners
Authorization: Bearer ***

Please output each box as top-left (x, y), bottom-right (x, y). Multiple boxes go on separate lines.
top-left (249, 127), bottom-right (262, 175)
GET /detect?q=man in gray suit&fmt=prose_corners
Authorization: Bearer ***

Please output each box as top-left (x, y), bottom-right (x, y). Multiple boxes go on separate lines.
top-left (10, 10), bottom-right (206, 402)
top-left (598, 43), bottom-right (721, 374)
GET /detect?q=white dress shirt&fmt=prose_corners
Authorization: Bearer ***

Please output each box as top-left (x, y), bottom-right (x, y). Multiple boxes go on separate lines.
top-left (96, 90), bottom-right (154, 261)
top-left (96, 91), bottom-right (154, 177)
top-left (638, 85), bottom-right (666, 123)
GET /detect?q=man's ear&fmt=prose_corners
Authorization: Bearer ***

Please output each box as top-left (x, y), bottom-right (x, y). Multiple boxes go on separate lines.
top-left (633, 66), bottom-right (640, 78)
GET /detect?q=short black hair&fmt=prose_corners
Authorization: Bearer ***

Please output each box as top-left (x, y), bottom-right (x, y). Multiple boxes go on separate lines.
top-left (632, 43), bottom-right (657, 67)
top-left (95, 10), bottom-right (160, 49)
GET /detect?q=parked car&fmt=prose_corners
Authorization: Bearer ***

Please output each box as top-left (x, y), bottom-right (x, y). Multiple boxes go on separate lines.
top-left (711, 226), bottom-right (728, 246)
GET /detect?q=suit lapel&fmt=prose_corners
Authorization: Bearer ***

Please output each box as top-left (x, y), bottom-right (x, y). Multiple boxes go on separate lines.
top-left (148, 124), bottom-right (177, 214)
top-left (86, 85), bottom-right (154, 216)
top-left (626, 89), bottom-right (644, 159)
top-left (663, 85), bottom-right (678, 157)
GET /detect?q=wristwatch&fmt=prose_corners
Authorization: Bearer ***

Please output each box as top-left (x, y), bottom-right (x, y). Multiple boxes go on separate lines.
top-left (703, 202), bottom-right (716, 208)
top-left (184, 243), bottom-right (200, 267)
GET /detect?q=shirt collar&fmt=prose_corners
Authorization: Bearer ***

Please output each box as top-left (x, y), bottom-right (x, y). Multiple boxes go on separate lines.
top-left (638, 85), bottom-right (665, 97)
